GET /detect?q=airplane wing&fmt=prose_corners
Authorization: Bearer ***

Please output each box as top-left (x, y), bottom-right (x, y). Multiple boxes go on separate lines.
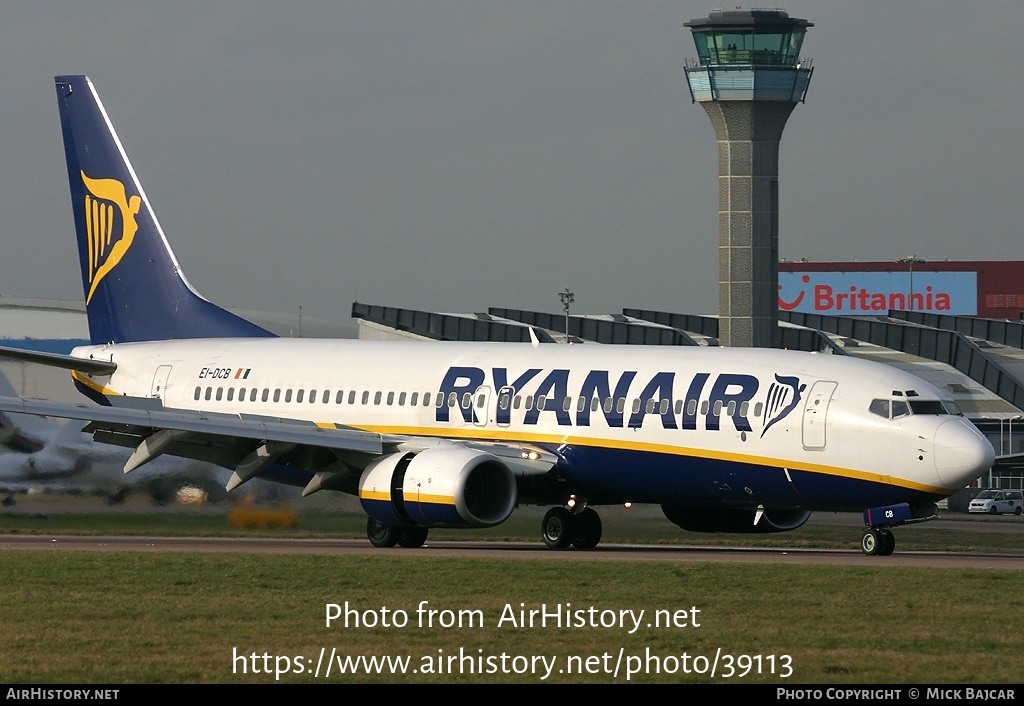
top-left (0, 395), bottom-right (557, 496)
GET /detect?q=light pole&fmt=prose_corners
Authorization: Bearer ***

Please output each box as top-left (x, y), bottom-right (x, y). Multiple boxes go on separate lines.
top-left (559, 288), bottom-right (575, 344)
top-left (897, 255), bottom-right (925, 311)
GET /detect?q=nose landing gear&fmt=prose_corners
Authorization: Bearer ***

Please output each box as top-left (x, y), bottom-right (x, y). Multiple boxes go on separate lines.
top-left (860, 502), bottom-right (938, 556)
top-left (860, 527), bottom-right (895, 556)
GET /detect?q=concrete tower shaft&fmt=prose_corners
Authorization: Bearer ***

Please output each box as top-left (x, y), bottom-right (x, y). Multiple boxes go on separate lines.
top-left (684, 9), bottom-right (813, 348)
top-left (704, 101), bottom-right (795, 349)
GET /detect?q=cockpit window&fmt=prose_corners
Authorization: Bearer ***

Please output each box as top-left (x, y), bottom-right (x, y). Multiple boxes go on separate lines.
top-left (891, 400), bottom-right (911, 419)
top-left (908, 400), bottom-right (948, 415)
top-left (871, 397), bottom-right (961, 419)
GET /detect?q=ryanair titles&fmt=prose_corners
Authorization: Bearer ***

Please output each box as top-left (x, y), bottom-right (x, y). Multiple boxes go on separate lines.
top-left (435, 365), bottom-right (805, 435)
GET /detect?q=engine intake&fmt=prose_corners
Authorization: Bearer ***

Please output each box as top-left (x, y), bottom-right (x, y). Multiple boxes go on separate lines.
top-left (359, 447), bottom-right (516, 528)
top-left (661, 504), bottom-right (811, 534)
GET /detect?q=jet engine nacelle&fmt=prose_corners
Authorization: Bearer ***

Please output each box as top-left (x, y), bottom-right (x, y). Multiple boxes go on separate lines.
top-left (359, 447), bottom-right (516, 528)
top-left (661, 504), bottom-right (811, 534)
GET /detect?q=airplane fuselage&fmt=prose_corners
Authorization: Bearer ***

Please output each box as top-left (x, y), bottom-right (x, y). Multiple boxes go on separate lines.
top-left (70, 338), bottom-right (988, 513)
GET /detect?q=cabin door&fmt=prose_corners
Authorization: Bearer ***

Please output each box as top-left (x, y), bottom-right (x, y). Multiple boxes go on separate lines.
top-left (151, 365), bottom-right (173, 401)
top-left (802, 380), bottom-right (837, 450)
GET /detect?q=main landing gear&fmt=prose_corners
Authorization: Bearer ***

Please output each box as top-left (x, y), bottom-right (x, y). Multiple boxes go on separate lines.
top-left (541, 506), bottom-right (603, 550)
top-left (366, 518), bottom-right (429, 548)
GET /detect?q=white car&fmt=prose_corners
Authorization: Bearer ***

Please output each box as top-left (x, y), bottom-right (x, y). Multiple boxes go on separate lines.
top-left (968, 490), bottom-right (1024, 515)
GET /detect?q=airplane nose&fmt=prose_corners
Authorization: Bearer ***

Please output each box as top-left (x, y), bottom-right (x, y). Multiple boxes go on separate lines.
top-left (934, 420), bottom-right (995, 488)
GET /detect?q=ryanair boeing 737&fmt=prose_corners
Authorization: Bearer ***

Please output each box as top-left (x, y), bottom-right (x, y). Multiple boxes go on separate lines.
top-left (0, 76), bottom-right (995, 555)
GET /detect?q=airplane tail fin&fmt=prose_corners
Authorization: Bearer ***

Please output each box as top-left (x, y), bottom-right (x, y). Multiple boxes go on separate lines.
top-left (54, 75), bottom-right (274, 344)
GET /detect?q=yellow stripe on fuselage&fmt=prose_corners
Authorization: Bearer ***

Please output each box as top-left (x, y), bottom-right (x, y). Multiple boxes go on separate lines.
top-left (349, 422), bottom-right (950, 495)
top-left (71, 370), bottom-right (120, 396)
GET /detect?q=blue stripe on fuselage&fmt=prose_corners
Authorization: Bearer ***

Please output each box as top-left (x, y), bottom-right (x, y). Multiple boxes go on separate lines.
top-left (551, 445), bottom-right (943, 511)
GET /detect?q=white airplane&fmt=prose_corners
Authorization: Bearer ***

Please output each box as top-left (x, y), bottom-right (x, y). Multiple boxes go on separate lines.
top-left (0, 75), bottom-right (995, 554)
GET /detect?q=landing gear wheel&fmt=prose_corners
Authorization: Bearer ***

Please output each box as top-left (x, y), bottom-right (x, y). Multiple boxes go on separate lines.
top-left (861, 528), bottom-right (882, 555)
top-left (878, 528), bottom-right (896, 556)
top-left (571, 507), bottom-right (603, 549)
top-left (367, 518), bottom-right (400, 548)
top-left (397, 526), bottom-right (429, 548)
top-left (542, 507), bottom-right (574, 549)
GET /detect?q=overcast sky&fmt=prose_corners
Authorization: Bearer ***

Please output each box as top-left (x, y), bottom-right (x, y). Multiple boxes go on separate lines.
top-left (1, 1), bottom-right (1021, 324)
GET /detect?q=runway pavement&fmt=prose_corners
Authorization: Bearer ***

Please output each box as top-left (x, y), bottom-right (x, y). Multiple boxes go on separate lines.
top-left (2, 533), bottom-right (1021, 569)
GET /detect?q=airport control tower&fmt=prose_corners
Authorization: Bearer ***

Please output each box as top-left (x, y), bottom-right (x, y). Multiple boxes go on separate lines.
top-left (684, 9), bottom-right (813, 347)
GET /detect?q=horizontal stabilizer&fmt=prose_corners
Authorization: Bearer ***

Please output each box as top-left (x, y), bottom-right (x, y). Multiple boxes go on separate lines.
top-left (0, 345), bottom-right (116, 375)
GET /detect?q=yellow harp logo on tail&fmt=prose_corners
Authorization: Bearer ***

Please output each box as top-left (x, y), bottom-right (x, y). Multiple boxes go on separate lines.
top-left (81, 171), bottom-right (141, 304)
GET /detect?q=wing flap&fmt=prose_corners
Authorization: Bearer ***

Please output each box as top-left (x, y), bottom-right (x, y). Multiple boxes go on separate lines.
top-left (0, 395), bottom-right (384, 456)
